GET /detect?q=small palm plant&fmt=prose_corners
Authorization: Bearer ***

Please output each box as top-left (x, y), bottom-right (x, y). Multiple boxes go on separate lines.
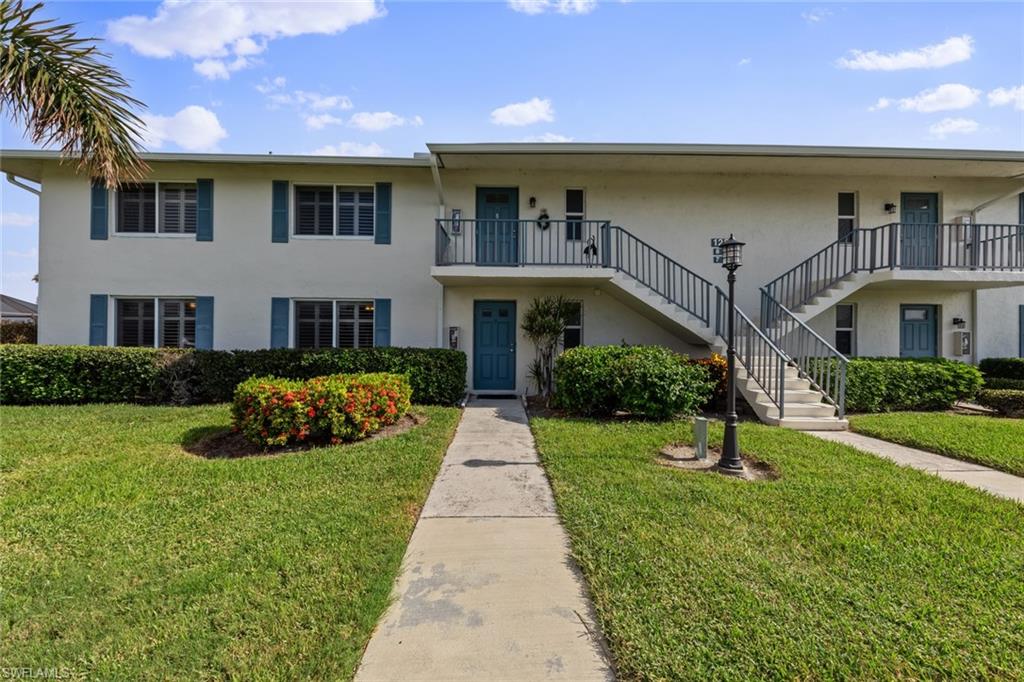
top-left (521, 295), bottom-right (573, 399)
top-left (0, 0), bottom-right (147, 185)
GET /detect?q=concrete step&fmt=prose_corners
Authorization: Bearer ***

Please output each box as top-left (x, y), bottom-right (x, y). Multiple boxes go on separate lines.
top-left (775, 417), bottom-right (849, 431)
top-left (757, 401), bottom-right (837, 418)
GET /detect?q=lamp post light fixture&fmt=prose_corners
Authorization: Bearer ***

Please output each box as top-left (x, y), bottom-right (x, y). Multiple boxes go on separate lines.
top-left (719, 234), bottom-right (745, 475)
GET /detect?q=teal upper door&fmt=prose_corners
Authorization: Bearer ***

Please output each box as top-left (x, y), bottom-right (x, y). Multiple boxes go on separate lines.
top-left (900, 304), bottom-right (938, 358)
top-left (476, 188), bottom-right (519, 265)
top-left (900, 193), bottom-right (940, 269)
top-left (473, 300), bottom-right (516, 390)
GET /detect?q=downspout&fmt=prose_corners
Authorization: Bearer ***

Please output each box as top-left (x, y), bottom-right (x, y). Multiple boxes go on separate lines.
top-left (5, 173), bottom-right (41, 196)
top-left (430, 153), bottom-right (447, 348)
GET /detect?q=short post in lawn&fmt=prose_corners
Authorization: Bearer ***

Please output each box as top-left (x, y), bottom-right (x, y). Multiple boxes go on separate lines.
top-left (719, 234), bottom-right (745, 475)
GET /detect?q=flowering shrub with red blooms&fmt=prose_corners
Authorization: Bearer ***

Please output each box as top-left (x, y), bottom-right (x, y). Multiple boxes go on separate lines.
top-left (231, 373), bottom-right (412, 447)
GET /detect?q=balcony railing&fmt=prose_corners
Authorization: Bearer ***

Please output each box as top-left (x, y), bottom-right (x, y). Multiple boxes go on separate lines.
top-left (765, 223), bottom-right (1024, 311)
top-left (435, 219), bottom-right (715, 326)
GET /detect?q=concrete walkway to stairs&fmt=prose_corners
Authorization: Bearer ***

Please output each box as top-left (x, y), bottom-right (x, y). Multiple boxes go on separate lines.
top-left (810, 430), bottom-right (1024, 503)
top-left (355, 398), bottom-right (614, 681)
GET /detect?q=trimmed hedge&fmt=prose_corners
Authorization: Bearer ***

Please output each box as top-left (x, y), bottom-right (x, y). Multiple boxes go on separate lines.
top-left (975, 389), bottom-right (1024, 418)
top-left (979, 358), bottom-right (1024, 381)
top-left (983, 377), bottom-right (1024, 391)
top-left (232, 373), bottom-right (412, 446)
top-left (0, 321), bottom-right (37, 344)
top-left (0, 345), bottom-right (465, 406)
top-left (554, 345), bottom-right (714, 419)
top-left (809, 357), bottom-right (983, 412)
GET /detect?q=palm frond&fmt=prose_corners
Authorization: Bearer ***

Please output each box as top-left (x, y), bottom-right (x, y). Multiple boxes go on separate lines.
top-left (0, 0), bottom-right (148, 185)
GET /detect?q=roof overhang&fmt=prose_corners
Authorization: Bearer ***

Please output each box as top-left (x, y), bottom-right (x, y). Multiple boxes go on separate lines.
top-left (0, 149), bottom-right (432, 182)
top-left (427, 143), bottom-right (1024, 178)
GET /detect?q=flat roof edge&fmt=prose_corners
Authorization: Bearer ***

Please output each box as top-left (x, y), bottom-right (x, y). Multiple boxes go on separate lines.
top-left (0, 149), bottom-right (432, 167)
top-left (425, 142), bottom-right (1024, 162)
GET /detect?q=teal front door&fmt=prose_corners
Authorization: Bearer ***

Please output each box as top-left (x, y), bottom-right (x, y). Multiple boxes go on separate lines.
top-left (474, 300), bottom-right (516, 390)
top-left (900, 193), bottom-right (940, 268)
top-left (900, 304), bottom-right (938, 358)
top-left (476, 188), bottom-right (519, 265)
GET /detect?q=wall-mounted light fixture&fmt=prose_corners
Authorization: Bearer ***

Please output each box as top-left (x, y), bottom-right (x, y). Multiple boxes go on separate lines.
top-left (528, 196), bottom-right (537, 208)
top-left (952, 316), bottom-right (966, 329)
top-left (884, 202), bottom-right (898, 215)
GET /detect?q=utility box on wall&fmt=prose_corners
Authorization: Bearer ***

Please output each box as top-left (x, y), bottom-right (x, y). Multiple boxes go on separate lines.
top-left (953, 330), bottom-right (971, 356)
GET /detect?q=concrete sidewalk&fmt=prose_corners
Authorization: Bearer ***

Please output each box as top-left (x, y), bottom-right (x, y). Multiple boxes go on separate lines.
top-left (355, 399), bottom-right (614, 681)
top-left (810, 430), bottom-right (1024, 503)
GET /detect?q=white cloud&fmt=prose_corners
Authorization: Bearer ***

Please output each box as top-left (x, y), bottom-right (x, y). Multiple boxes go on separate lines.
top-left (304, 113), bottom-right (345, 130)
top-left (988, 85), bottom-right (1024, 111)
top-left (522, 133), bottom-right (573, 142)
top-left (868, 97), bottom-right (892, 112)
top-left (256, 76), bottom-right (287, 94)
top-left (897, 84), bottom-right (980, 113)
top-left (928, 117), bottom-right (979, 139)
top-left (310, 142), bottom-right (387, 157)
top-left (348, 111), bottom-right (423, 131)
top-left (108, 1), bottom-right (384, 79)
top-left (491, 97), bottom-right (555, 126)
top-left (836, 35), bottom-right (973, 71)
top-left (1, 212), bottom-right (37, 229)
top-left (508, 0), bottom-right (596, 15)
top-left (737, 57), bottom-right (751, 67)
top-left (141, 105), bottom-right (228, 151)
top-left (801, 8), bottom-right (832, 23)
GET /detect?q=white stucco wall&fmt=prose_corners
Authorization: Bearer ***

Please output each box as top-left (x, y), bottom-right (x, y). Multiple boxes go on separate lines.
top-left (443, 284), bottom-right (707, 394)
top-left (32, 156), bottom-right (1023, 370)
top-left (37, 162), bottom-right (441, 349)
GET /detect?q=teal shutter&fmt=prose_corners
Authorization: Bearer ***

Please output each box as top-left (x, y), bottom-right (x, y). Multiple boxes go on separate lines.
top-left (195, 296), bottom-right (214, 349)
top-left (374, 182), bottom-right (391, 245)
top-left (374, 298), bottom-right (391, 347)
top-left (89, 294), bottom-right (108, 345)
top-left (272, 180), bottom-right (289, 243)
top-left (196, 179), bottom-right (213, 241)
top-left (271, 297), bottom-right (290, 348)
top-left (90, 180), bottom-right (108, 240)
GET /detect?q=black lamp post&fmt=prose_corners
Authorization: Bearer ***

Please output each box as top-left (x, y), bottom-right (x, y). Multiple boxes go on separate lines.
top-left (719, 234), bottom-right (745, 474)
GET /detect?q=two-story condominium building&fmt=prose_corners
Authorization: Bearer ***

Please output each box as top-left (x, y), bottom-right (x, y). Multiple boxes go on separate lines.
top-left (3, 143), bottom-right (1023, 429)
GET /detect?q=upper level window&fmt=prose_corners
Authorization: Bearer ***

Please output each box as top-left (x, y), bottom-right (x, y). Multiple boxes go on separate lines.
top-left (159, 184), bottom-right (197, 234)
top-left (294, 185), bottom-right (375, 237)
top-left (117, 182), bottom-right (197, 233)
top-left (115, 297), bottom-right (195, 347)
top-left (117, 184), bottom-right (156, 233)
top-left (295, 186), bottom-right (334, 236)
top-left (562, 301), bottom-right (583, 349)
top-left (838, 192), bottom-right (857, 243)
top-left (337, 188), bottom-right (375, 237)
top-left (566, 188), bottom-right (585, 241)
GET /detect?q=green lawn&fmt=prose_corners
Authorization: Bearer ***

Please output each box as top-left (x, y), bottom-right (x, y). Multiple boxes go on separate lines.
top-left (531, 417), bottom-right (1024, 680)
top-left (1, 404), bottom-right (461, 679)
top-left (849, 412), bottom-right (1024, 477)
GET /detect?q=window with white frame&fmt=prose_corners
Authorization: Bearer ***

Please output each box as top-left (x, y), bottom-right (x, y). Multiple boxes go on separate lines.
top-left (835, 304), bottom-right (855, 355)
top-left (115, 297), bottom-right (196, 347)
top-left (116, 182), bottom-right (198, 233)
top-left (338, 301), bottom-right (375, 348)
top-left (293, 299), bottom-right (375, 349)
top-left (337, 187), bottom-right (375, 237)
top-left (159, 184), bottom-right (197, 233)
top-left (562, 300), bottom-right (583, 349)
top-left (294, 186), bottom-right (334, 236)
top-left (565, 188), bottom-right (585, 241)
top-left (293, 185), bottom-right (375, 237)
top-left (838, 192), bottom-right (857, 243)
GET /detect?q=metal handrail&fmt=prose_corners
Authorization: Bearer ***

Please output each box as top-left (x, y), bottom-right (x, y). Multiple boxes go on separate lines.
top-left (607, 225), bottom-right (714, 326)
top-left (715, 286), bottom-right (789, 418)
top-left (760, 288), bottom-right (847, 418)
top-left (765, 222), bottom-right (1024, 311)
top-left (435, 218), bottom-right (611, 267)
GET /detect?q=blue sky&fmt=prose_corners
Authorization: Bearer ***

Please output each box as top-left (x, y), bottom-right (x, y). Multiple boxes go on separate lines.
top-left (2, 1), bottom-right (1023, 302)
